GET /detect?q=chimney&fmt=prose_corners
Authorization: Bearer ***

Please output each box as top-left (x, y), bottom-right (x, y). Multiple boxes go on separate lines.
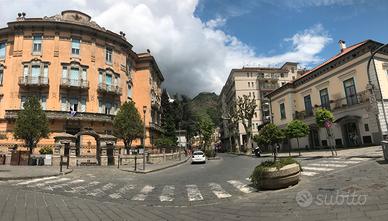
top-left (338, 40), bottom-right (346, 52)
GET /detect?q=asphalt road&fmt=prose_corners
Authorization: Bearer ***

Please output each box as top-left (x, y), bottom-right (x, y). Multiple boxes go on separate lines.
top-left (0, 152), bottom-right (387, 220)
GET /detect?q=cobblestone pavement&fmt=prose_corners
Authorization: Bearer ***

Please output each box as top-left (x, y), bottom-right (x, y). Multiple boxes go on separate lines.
top-left (1, 149), bottom-right (387, 220)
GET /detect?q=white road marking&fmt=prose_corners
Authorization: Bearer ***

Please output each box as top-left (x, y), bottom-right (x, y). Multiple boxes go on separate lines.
top-left (160, 185), bottom-right (175, 202)
top-left (131, 185), bottom-right (155, 201)
top-left (301, 171), bottom-right (318, 176)
top-left (87, 183), bottom-right (116, 197)
top-left (302, 167), bottom-right (334, 171)
top-left (65, 181), bottom-right (100, 193)
top-left (319, 160), bottom-right (361, 164)
top-left (209, 183), bottom-right (231, 199)
top-left (308, 163), bottom-right (347, 168)
top-left (227, 180), bottom-right (254, 194)
top-left (29, 178), bottom-right (70, 187)
top-left (15, 176), bottom-right (58, 185)
top-left (186, 185), bottom-right (203, 201)
top-left (44, 179), bottom-right (85, 191)
top-left (109, 184), bottom-right (136, 199)
top-left (349, 157), bottom-right (369, 161)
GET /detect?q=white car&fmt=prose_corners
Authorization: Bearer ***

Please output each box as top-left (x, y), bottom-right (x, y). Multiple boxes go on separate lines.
top-left (191, 151), bottom-right (206, 164)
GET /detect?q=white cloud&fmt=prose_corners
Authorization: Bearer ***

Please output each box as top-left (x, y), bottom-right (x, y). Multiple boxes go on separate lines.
top-left (0, 0), bottom-right (332, 96)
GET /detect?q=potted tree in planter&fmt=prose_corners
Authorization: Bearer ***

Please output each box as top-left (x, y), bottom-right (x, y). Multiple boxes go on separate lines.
top-left (251, 123), bottom-right (301, 190)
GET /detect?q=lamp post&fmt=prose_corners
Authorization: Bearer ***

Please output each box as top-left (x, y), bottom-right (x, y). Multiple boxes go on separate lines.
top-left (142, 105), bottom-right (147, 171)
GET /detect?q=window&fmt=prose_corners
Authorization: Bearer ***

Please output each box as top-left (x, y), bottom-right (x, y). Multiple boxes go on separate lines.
top-left (247, 73), bottom-right (249, 77)
top-left (0, 69), bottom-right (3, 85)
top-left (70, 98), bottom-right (78, 112)
top-left (291, 67), bottom-right (295, 73)
top-left (343, 78), bottom-right (357, 105)
top-left (320, 88), bottom-right (330, 110)
top-left (98, 71), bottom-right (103, 84)
top-left (106, 73), bottom-right (112, 85)
top-left (71, 38), bottom-right (80, 55)
top-left (248, 82), bottom-right (250, 87)
top-left (70, 67), bottom-right (79, 81)
top-left (81, 69), bottom-right (87, 81)
top-left (304, 95), bottom-right (313, 115)
top-left (80, 97), bottom-right (86, 112)
top-left (364, 124), bottom-right (369, 132)
top-left (280, 103), bottom-right (286, 119)
top-left (20, 96), bottom-right (27, 109)
top-left (254, 112), bottom-right (257, 118)
top-left (32, 35), bottom-right (42, 53)
top-left (127, 84), bottom-right (132, 98)
top-left (23, 65), bottom-right (29, 77)
top-left (252, 82), bottom-right (254, 88)
top-left (62, 66), bottom-right (68, 78)
top-left (98, 98), bottom-right (104, 113)
top-left (61, 96), bottom-right (67, 111)
top-left (0, 42), bottom-right (5, 59)
top-left (41, 96), bottom-right (47, 110)
top-left (31, 65), bottom-right (40, 83)
top-left (105, 102), bottom-right (111, 114)
top-left (105, 47), bottom-right (112, 63)
top-left (280, 73), bottom-right (284, 78)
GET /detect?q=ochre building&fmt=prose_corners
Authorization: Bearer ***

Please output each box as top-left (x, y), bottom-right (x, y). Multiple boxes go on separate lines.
top-left (0, 10), bottom-right (164, 155)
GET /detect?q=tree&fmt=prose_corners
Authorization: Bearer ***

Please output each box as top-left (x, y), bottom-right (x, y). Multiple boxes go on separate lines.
top-left (14, 96), bottom-right (49, 154)
top-left (234, 95), bottom-right (257, 153)
top-left (285, 120), bottom-right (309, 156)
top-left (315, 108), bottom-right (337, 156)
top-left (160, 89), bottom-right (177, 144)
top-left (254, 123), bottom-right (285, 162)
top-left (113, 101), bottom-right (144, 153)
top-left (196, 114), bottom-right (214, 150)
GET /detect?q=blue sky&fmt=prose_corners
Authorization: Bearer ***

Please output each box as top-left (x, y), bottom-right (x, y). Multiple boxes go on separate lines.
top-left (195, 0), bottom-right (388, 62)
top-left (1, 0), bottom-right (387, 95)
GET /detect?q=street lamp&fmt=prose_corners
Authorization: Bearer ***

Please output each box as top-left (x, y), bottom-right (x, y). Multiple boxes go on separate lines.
top-left (142, 105), bottom-right (147, 171)
top-left (367, 43), bottom-right (388, 140)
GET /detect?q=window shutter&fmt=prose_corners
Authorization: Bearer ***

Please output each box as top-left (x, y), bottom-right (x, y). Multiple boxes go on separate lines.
top-left (61, 96), bottom-right (67, 111)
top-left (41, 96), bottom-right (47, 110)
top-left (81, 97), bottom-right (86, 112)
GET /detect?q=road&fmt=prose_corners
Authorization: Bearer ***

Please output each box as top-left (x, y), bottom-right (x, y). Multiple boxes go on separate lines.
top-left (1, 151), bottom-right (387, 220)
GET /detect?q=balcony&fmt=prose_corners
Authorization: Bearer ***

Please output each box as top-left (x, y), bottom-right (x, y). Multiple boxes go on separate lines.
top-left (18, 76), bottom-right (49, 87)
top-left (294, 90), bottom-right (370, 120)
top-left (5, 110), bottom-right (114, 123)
top-left (60, 78), bottom-right (89, 90)
top-left (97, 83), bottom-right (122, 95)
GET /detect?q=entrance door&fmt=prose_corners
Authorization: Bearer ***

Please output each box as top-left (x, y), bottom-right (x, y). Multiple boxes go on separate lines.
top-left (344, 122), bottom-right (360, 146)
top-left (308, 127), bottom-right (320, 149)
top-left (107, 147), bottom-right (114, 165)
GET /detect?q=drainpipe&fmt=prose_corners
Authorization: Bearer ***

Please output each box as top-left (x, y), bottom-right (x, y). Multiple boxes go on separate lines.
top-left (367, 43), bottom-right (388, 140)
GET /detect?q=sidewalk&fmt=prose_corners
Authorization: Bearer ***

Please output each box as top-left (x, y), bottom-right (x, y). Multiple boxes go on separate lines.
top-left (231, 145), bottom-right (383, 159)
top-left (119, 156), bottom-right (190, 174)
top-left (0, 165), bottom-right (72, 180)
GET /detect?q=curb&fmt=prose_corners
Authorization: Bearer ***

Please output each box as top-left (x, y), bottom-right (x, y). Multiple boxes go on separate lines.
top-left (0, 168), bottom-right (73, 181)
top-left (119, 157), bottom-right (190, 174)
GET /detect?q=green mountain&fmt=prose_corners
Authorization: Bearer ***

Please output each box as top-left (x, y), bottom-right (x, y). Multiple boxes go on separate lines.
top-left (190, 92), bottom-right (221, 126)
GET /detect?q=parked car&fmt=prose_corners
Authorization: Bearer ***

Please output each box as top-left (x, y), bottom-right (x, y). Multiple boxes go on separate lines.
top-left (191, 151), bottom-right (206, 164)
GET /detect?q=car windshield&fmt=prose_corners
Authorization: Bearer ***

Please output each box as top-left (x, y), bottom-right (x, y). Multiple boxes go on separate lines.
top-left (193, 152), bottom-right (203, 155)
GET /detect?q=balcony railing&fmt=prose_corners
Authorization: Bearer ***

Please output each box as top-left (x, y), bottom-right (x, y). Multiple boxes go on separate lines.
top-left (18, 76), bottom-right (49, 87)
top-left (149, 122), bottom-right (164, 133)
top-left (60, 78), bottom-right (89, 89)
top-left (294, 90), bottom-right (370, 120)
top-left (5, 110), bottom-right (114, 123)
top-left (97, 83), bottom-right (122, 95)
top-left (260, 84), bottom-right (279, 90)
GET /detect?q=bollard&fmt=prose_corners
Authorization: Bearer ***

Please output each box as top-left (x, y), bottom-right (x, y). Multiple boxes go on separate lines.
top-left (67, 155), bottom-right (69, 169)
top-left (117, 155), bottom-right (120, 169)
top-left (60, 156), bottom-right (63, 173)
top-left (134, 155), bottom-right (137, 171)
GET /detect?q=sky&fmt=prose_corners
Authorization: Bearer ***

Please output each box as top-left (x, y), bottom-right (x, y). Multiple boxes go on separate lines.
top-left (0, 0), bottom-right (388, 97)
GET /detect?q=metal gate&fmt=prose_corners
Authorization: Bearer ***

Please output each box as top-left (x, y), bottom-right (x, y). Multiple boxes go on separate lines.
top-left (10, 151), bottom-right (30, 165)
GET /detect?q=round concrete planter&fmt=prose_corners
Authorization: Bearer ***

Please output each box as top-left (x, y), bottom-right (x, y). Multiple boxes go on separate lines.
top-left (258, 163), bottom-right (301, 190)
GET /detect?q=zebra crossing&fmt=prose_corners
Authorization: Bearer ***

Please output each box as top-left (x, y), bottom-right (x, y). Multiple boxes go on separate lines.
top-left (8, 176), bottom-right (255, 203)
top-left (301, 157), bottom-right (370, 177)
